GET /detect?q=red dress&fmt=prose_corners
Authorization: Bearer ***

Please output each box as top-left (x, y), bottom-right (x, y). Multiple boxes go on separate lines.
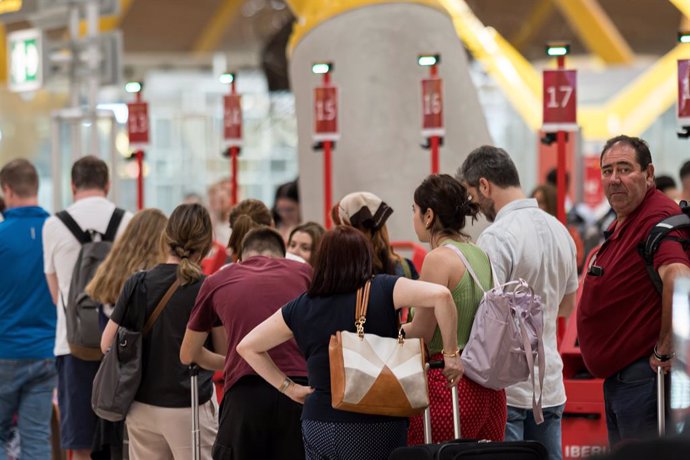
top-left (408, 353), bottom-right (507, 444)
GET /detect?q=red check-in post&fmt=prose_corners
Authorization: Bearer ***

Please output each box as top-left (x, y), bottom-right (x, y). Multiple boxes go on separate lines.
top-left (222, 73), bottom-right (242, 205)
top-left (419, 55), bottom-right (444, 174)
top-left (542, 48), bottom-right (577, 226)
top-left (126, 83), bottom-right (149, 210)
top-left (313, 63), bottom-right (339, 229)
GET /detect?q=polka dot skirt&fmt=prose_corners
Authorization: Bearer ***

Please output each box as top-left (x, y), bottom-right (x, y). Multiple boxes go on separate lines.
top-left (302, 419), bottom-right (407, 460)
top-left (408, 353), bottom-right (507, 445)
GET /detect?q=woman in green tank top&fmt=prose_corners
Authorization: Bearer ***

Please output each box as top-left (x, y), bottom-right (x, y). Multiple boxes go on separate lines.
top-left (404, 174), bottom-right (507, 444)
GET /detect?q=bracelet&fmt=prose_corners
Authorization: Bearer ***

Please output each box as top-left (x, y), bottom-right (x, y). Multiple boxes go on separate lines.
top-left (278, 377), bottom-right (293, 393)
top-left (653, 345), bottom-right (675, 362)
top-left (442, 348), bottom-right (460, 358)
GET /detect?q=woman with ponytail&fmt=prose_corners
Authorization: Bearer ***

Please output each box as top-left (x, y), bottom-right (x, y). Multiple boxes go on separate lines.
top-left (403, 174), bottom-right (507, 444)
top-left (101, 203), bottom-right (221, 459)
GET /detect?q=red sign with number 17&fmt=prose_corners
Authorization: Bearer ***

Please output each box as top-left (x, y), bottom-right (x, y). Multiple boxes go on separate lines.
top-left (421, 78), bottom-right (444, 137)
top-left (542, 70), bottom-right (577, 131)
top-left (127, 102), bottom-right (149, 145)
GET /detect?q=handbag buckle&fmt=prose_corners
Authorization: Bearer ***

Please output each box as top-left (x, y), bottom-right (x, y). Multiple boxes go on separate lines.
top-left (355, 316), bottom-right (366, 339)
top-left (397, 330), bottom-right (405, 344)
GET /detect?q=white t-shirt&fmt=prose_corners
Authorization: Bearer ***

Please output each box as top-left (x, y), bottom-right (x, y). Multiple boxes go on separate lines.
top-left (43, 197), bottom-right (132, 356)
top-left (477, 198), bottom-right (578, 409)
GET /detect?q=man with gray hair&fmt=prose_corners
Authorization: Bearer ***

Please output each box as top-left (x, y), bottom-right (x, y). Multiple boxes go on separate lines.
top-left (459, 145), bottom-right (578, 460)
top-left (0, 159), bottom-right (57, 459)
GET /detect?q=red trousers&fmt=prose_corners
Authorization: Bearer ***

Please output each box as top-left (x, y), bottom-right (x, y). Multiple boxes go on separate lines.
top-left (408, 354), bottom-right (507, 444)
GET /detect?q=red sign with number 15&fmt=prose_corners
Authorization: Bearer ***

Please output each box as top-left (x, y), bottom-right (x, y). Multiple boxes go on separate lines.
top-left (313, 86), bottom-right (339, 142)
top-left (542, 69), bottom-right (577, 131)
top-left (127, 102), bottom-right (149, 145)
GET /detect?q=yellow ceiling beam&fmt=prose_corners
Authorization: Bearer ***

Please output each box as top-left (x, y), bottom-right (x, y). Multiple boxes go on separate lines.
top-left (193, 0), bottom-right (244, 54)
top-left (79, 0), bottom-right (135, 35)
top-left (551, 0), bottom-right (633, 64)
top-left (580, 46), bottom-right (685, 139)
top-left (510, 0), bottom-right (554, 53)
top-left (441, 0), bottom-right (542, 129)
top-left (285, 0), bottom-right (445, 54)
top-left (0, 24), bottom-right (6, 82)
top-left (671, 0), bottom-right (690, 19)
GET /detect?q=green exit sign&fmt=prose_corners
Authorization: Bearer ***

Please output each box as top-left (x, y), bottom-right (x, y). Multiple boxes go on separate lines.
top-left (7, 28), bottom-right (43, 92)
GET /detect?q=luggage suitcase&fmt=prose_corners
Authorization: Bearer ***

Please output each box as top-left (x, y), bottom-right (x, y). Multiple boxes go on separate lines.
top-left (389, 361), bottom-right (548, 460)
top-left (190, 364), bottom-right (201, 460)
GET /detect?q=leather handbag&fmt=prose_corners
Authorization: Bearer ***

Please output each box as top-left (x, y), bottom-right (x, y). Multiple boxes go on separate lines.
top-left (328, 280), bottom-right (429, 417)
top-left (92, 275), bottom-right (180, 422)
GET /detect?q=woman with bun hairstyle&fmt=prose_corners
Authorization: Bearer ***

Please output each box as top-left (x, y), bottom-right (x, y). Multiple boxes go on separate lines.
top-left (101, 204), bottom-right (221, 459)
top-left (404, 174), bottom-right (507, 444)
top-left (227, 199), bottom-right (274, 262)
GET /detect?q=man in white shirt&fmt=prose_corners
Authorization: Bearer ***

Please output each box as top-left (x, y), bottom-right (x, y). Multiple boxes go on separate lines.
top-left (43, 156), bottom-right (131, 460)
top-left (458, 145), bottom-right (578, 460)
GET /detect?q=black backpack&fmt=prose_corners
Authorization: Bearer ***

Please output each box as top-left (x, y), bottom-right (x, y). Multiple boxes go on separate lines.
top-left (56, 208), bottom-right (125, 361)
top-left (639, 201), bottom-right (690, 293)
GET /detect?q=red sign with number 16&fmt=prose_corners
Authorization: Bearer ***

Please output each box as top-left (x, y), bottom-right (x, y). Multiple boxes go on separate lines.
top-left (127, 102), bottom-right (149, 145)
top-left (421, 78), bottom-right (444, 137)
top-left (542, 70), bottom-right (577, 131)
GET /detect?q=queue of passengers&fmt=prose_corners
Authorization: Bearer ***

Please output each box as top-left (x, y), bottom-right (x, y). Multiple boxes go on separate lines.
top-left (3, 135), bottom-right (681, 460)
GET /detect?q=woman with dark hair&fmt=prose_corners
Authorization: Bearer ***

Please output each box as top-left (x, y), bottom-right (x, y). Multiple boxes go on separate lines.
top-left (336, 191), bottom-right (419, 279)
top-left (272, 180), bottom-right (301, 243)
top-left (101, 204), bottom-right (222, 459)
top-left (237, 226), bottom-right (462, 460)
top-left (405, 174), bottom-right (506, 444)
top-left (287, 221), bottom-right (325, 265)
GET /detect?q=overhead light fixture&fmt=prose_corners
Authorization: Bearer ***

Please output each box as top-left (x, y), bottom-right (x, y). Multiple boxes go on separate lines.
top-left (679, 32), bottom-right (690, 44)
top-left (417, 54), bottom-right (440, 67)
top-left (545, 43), bottom-right (570, 57)
top-left (219, 72), bottom-right (235, 84)
top-left (125, 81), bottom-right (142, 93)
top-left (311, 62), bottom-right (332, 74)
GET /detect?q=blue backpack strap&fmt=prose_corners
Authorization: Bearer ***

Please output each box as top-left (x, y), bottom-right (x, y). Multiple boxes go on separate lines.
top-left (56, 211), bottom-right (90, 244)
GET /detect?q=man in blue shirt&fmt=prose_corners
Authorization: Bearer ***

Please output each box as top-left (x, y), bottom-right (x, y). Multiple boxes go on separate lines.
top-left (0, 159), bottom-right (57, 459)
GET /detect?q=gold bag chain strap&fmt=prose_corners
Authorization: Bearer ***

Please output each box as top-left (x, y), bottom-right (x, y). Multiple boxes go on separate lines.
top-left (354, 280), bottom-right (372, 338)
top-left (142, 279), bottom-right (181, 335)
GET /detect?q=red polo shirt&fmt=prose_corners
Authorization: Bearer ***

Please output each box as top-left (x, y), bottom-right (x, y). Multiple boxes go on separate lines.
top-left (187, 256), bottom-right (312, 393)
top-left (578, 188), bottom-right (690, 378)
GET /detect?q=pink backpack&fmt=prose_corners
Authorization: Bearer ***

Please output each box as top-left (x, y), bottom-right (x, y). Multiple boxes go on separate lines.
top-left (444, 244), bottom-right (546, 424)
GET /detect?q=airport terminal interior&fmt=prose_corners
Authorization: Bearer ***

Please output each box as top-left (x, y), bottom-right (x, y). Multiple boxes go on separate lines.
top-left (2, 1), bottom-right (690, 459)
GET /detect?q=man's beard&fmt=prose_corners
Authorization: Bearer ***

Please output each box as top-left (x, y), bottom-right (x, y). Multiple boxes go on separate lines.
top-left (477, 191), bottom-right (496, 222)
